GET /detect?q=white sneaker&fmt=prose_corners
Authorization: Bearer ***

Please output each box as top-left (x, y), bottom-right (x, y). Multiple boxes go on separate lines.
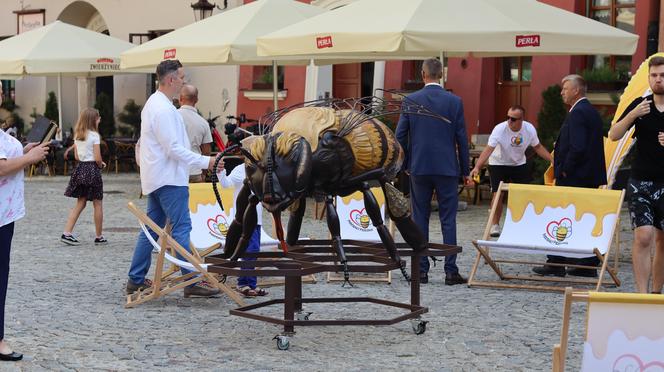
top-left (489, 224), bottom-right (501, 238)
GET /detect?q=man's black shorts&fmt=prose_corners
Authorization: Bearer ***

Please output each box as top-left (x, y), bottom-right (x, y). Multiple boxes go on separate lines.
top-left (628, 178), bottom-right (664, 230)
top-left (488, 164), bottom-right (531, 192)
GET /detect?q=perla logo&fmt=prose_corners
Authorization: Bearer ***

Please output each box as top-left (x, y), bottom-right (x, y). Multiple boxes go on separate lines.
top-left (543, 218), bottom-right (572, 245)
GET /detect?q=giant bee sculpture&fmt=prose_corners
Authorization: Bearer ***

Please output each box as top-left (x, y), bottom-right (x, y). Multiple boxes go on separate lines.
top-left (212, 95), bottom-right (450, 282)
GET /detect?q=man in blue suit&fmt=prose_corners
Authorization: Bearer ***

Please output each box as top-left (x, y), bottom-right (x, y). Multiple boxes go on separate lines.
top-left (396, 58), bottom-right (470, 285)
top-left (533, 74), bottom-right (606, 278)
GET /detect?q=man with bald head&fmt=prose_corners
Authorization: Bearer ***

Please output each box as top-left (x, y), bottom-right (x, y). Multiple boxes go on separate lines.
top-left (179, 84), bottom-right (213, 183)
top-left (396, 57), bottom-right (470, 285)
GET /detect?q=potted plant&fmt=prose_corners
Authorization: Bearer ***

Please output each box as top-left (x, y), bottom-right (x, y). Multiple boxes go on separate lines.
top-left (580, 66), bottom-right (627, 92)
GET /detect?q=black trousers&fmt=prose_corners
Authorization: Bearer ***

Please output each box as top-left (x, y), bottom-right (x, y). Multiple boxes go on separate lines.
top-left (0, 222), bottom-right (15, 341)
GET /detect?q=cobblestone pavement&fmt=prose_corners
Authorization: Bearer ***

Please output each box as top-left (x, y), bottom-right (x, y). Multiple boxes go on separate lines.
top-left (1, 174), bottom-right (637, 371)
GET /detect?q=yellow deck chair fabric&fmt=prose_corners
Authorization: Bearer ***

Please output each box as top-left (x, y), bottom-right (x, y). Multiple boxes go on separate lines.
top-left (188, 183), bottom-right (279, 250)
top-left (335, 187), bottom-right (386, 243)
top-left (469, 183), bottom-right (624, 291)
top-left (554, 289), bottom-right (664, 371)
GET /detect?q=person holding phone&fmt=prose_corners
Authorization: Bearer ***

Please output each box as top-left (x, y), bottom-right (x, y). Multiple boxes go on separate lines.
top-left (469, 105), bottom-right (552, 237)
top-left (0, 104), bottom-right (50, 361)
top-left (609, 56), bottom-right (664, 294)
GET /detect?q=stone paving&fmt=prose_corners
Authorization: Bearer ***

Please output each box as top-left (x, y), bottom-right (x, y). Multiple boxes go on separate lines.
top-left (1, 173), bottom-right (637, 371)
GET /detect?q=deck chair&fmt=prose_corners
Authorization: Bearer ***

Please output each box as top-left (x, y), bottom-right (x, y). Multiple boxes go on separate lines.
top-left (468, 182), bottom-right (624, 292)
top-left (554, 288), bottom-right (664, 371)
top-left (188, 183), bottom-right (315, 287)
top-left (327, 187), bottom-right (393, 284)
top-left (125, 202), bottom-right (245, 308)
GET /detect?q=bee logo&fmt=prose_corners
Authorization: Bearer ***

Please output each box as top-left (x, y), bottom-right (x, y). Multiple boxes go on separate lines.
top-left (349, 208), bottom-right (372, 231)
top-left (207, 214), bottom-right (229, 239)
top-left (510, 134), bottom-right (523, 147)
top-left (545, 218), bottom-right (573, 244)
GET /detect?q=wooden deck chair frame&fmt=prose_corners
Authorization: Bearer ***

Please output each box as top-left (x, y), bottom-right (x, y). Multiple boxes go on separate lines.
top-left (326, 192), bottom-right (393, 284)
top-left (468, 182), bottom-right (624, 292)
top-left (125, 202), bottom-right (245, 308)
top-left (553, 288), bottom-right (664, 371)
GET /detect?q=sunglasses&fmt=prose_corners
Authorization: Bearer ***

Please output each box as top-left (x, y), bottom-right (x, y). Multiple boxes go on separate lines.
top-left (507, 116), bottom-right (522, 122)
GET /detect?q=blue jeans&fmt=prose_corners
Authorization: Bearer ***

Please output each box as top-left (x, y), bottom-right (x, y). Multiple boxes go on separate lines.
top-left (410, 175), bottom-right (459, 275)
top-left (128, 186), bottom-right (193, 285)
top-left (237, 225), bottom-right (261, 289)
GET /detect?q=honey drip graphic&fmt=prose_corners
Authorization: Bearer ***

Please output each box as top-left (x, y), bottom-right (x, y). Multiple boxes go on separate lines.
top-left (507, 184), bottom-right (621, 237)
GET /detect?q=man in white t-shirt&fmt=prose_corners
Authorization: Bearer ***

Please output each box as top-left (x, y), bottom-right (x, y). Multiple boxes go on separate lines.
top-left (178, 84), bottom-right (212, 183)
top-left (470, 105), bottom-right (552, 237)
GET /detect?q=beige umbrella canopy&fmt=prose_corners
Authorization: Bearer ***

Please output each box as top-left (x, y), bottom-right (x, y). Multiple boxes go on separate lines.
top-left (120, 0), bottom-right (325, 69)
top-left (257, 0), bottom-right (638, 58)
top-left (0, 21), bottom-right (147, 136)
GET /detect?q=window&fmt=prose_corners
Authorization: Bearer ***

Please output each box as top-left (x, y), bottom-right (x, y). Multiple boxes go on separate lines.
top-left (251, 65), bottom-right (284, 90)
top-left (588, 0), bottom-right (636, 81)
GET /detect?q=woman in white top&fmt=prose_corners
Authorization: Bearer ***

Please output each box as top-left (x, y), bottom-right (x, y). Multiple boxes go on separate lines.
top-left (61, 108), bottom-right (107, 246)
top-left (0, 119), bottom-right (50, 362)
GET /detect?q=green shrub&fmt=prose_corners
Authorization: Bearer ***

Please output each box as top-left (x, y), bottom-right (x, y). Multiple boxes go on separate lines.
top-left (532, 84), bottom-right (566, 183)
top-left (117, 99), bottom-right (142, 138)
top-left (580, 66), bottom-right (620, 83)
top-left (44, 91), bottom-right (59, 122)
top-left (94, 92), bottom-right (115, 137)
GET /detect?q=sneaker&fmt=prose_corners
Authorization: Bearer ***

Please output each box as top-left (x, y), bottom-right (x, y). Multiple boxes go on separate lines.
top-left (489, 224), bottom-right (501, 238)
top-left (60, 234), bottom-right (81, 246)
top-left (126, 279), bottom-right (153, 295)
top-left (94, 236), bottom-right (108, 245)
top-left (184, 283), bottom-right (221, 298)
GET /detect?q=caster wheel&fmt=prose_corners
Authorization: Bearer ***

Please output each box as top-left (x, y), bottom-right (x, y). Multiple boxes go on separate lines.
top-left (273, 335), bottom-right (290, 350)
top-left (411, 319), bottom-right (428, 335)
top-left (296, 311), bottom-right (312, 321)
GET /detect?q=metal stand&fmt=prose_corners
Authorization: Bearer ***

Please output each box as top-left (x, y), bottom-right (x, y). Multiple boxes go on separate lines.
top-left (207, 239), bottom-right (461, 350)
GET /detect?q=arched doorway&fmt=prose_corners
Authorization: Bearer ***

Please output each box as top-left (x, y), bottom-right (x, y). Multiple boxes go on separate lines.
top-left (58, 1), bottom-right (113, 131)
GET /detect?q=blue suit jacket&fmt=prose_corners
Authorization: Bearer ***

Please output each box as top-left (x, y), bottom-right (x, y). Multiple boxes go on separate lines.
top-left (553, 98), bottom-right (606, 187)
top-left (395, 85), bottom-right (469, 177)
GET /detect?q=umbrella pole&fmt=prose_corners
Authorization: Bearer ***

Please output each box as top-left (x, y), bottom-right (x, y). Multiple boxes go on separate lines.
top-left (440, 51), bottom-right (446, 89)
top-left (57, 73), bottom-right (63, 141)
top-left (272, 60), bottom-right (278, 111)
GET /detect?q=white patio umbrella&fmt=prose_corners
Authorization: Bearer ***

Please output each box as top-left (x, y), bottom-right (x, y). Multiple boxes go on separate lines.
top-left (257, 0), bottom-right (638, 62)
top-left (0, 21), bottom-right (147, 138)
top-left (120, 0), bottom-right (328, 111)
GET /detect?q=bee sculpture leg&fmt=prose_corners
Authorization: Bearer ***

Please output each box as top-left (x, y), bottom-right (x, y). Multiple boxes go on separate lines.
top-left (325, 195), bottom-right (351, 285)
top-left (382, 182), bottom-right (428, 253)
top-left (222, 182), bottom-right (252, 259)
top-left (286, 199), bottom-right (306, 246)
top-left (360, 182), bottom-right (410, 281)
top-left (228, 194), bottom-right (259, 262)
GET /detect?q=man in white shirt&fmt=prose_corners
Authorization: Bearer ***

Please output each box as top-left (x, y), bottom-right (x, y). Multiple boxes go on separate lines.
top-left (178, 84), bottom-right (212, 183)
top-left (127, 59), bottom-right (219, 298)
top-left (470, 105), bottom-right (552, 237)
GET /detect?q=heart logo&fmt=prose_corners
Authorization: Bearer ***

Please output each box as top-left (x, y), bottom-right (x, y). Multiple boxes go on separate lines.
top-left (546, 217), bottom-right (573, 242)
top-left (613, 354), bottom-right (664, 372)
top-left (207, 214), bottom-right (229, 238)
top-left (349, 208), bottom-right (371, 229)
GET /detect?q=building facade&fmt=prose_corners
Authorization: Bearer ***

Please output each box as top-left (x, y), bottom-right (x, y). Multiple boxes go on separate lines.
top-left (0, 0), bottom-right (659, 137)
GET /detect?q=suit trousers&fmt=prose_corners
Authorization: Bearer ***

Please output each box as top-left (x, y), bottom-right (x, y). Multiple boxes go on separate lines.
top-left (410, 175), bottom-right (459, 274)
top-left (0, 222), bottom-right (15, 340)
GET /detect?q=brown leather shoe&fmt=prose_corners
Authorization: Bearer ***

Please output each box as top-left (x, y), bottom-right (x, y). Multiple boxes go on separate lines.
top-left (126, 279), bottom-right (153, 295)
top-left (444, 272), bottom-right (468, 285)
top-left (184, 283), bottom-right (221, 298)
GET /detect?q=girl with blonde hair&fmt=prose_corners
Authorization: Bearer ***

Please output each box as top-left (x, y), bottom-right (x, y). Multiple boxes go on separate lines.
top-left (61, 108), bottom-right (107, 245)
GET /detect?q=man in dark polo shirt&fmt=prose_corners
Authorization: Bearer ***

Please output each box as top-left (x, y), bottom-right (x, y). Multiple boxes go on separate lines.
top-left (609, 56), bottom-right (664, 294)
